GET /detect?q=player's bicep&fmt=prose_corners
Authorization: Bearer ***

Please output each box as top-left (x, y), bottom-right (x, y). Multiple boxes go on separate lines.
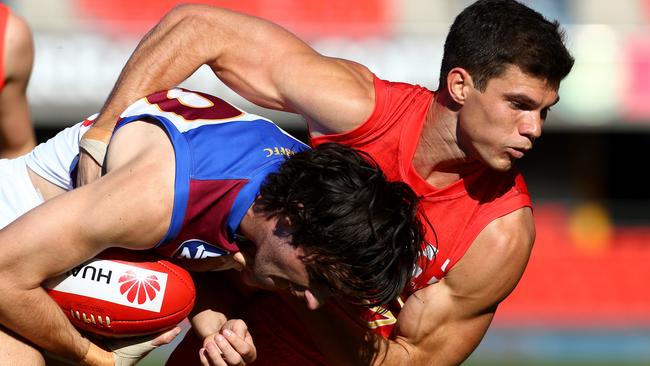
top-left (4, 11), bottom-right (34, 86)
top-left (391, 208), bottom-right (535, 365)
top-left (389, 283), bottom-right (494, 365)
top-left (0, 12), bottom-right (35, 157)
top-left (449, 207), bottom-right (535, 304)
top-left (192, 5), bottom-right (375, 134)
top-left (0, 191), bottom-right (118, 289)
top-left (271, 55), bottom-right (376, 135)
top-left (0, 79), bottom-right (34, 157)
top-left (0, 157), bottom-right (173, 289)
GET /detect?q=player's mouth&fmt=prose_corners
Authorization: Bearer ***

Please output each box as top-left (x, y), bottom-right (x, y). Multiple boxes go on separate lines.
top-left (506, 147), bottom-right (526, 159)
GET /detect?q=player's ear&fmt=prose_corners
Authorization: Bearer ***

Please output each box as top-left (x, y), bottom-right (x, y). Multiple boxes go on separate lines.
top-left (447, 67), bottom-right (474, 105)
top-left (232, 252), bottom-right (246, 270)
top-left (304, 289), bottom-right (326, 310)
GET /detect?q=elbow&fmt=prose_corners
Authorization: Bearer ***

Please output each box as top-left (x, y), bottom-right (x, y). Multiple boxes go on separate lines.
top-left (164, 4), bottom-right (223, 42)
top-left (167, 3), bottom-right (223, 26)
top-left (0, 270), bottom-right (20, 300)
top-left (161, 4), bottom-right (210, 34)
top-left (0, 260), bottom-right (41, 295)
top-left (166, 4), bottom-right (203, 21)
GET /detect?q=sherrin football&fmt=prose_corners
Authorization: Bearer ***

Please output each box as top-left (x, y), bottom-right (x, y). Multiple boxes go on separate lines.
top-left (44, 248), bottom-right (195, 337)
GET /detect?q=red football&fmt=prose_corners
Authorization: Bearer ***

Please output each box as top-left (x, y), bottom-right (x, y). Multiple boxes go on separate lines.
top-left (44, 248), bottom-right (195, 337)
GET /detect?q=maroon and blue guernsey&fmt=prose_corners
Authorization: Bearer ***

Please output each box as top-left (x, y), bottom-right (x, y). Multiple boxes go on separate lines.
top-left (114, 88), bottom-right (308, 260)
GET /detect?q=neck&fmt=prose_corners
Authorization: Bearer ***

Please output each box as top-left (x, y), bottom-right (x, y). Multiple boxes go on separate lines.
top-left (238, 205), bottom-right (258, 240)
top-left (412, 89), bottom-right (480, 188)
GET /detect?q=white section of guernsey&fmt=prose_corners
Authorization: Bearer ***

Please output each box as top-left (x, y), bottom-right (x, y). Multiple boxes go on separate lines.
top-left (24, 119), bottom-right (93, 191)
top-left (0, 119), bottom-right (92, 229)
top-left (43, 258), bottom-right (169, 313)
top-left (0, 156), bottom-right (44, 228)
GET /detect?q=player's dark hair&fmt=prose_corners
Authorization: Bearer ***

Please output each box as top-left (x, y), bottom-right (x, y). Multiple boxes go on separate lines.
top-left (439, 0), bottom-right (574, 91)
top-left (256, 143), bottom-right (424, 307)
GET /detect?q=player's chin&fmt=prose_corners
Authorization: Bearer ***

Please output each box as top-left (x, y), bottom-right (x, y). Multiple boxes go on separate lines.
top-left (488, 156), bottom-right (515, 172)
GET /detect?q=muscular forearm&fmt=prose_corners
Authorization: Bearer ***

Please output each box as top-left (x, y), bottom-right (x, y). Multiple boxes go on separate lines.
top-left (0, 287), bottom-right (105, 364)
top-left (288, 298), bottom-right (473, 366)
top-left (91, 4), bottom-right (317, 136)
top-left (92, 5), bottom-right (213, 134)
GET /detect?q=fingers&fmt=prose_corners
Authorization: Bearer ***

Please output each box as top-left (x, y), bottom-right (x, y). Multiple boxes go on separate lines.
top-left (199, 347), bottom-right (211, 366)
top-left (221, 329), bottom-right (256, 363)
top-left (221, 320), bottom-right (256, 363)
top-left (151, 326), bottom-right (182, 347)
top-left (222, 319), bottom-right (248, 339)
top-left (199, 340), bottom-right (236, 366)
top-left (200, 329), bottom-right (256, 366)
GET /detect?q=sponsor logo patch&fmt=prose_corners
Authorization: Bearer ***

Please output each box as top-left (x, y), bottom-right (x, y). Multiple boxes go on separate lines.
top-left (118, 271), bottom-right (161, 305)
top-left (174, 239), bottom-right (229, 259)
top-left (43, 259), bottom-right (168, 313)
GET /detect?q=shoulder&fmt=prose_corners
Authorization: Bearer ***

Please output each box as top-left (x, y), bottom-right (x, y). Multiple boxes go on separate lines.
top-left (106, 119), bottom-right (175, 175)
top-left (446, 207), bottom-right (534, 304)
top-left (5, 10), bottom-right (33, 53)
top-left (402, 207), bottom-right (534, 323)
top-left (3, 9), bottom-right (34, 81)
top-left (311, 76), bottom-right (433, 148)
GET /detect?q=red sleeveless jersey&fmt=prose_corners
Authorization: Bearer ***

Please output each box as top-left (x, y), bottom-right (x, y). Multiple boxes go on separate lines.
top-left (169, 77), bottom-right (532, 365)
top-left (311, 76), bottom-right (531, 336)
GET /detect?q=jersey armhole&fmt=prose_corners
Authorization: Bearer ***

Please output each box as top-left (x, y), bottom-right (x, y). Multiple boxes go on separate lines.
top-left (310, 74), bottom-right (386, 147)
top-left (448, 193), bottom-right (532, 272)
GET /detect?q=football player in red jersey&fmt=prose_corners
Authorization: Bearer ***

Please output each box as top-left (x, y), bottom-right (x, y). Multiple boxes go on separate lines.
top-left (0, 4), bottom-right (36, 159)
top-left (0, 90), bottom-right (423, 365)
top-left (76, 1), bottom-right (574, 365)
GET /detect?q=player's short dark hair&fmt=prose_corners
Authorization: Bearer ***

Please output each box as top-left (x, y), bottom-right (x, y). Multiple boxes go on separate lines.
top-left (256, 143), bottom-right (424, 307)
top-left (439, 0), bottom-right (574, 91)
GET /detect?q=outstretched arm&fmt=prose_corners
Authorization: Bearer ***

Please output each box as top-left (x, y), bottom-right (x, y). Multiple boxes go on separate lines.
top-left (291, 208), bottom-right (535, 365)
top-left (0, 9), bottom-right (36, 158)
top-left (78, 4), bottom-right (376, 186)
top-left (0, 121), bottom-right (175, 365)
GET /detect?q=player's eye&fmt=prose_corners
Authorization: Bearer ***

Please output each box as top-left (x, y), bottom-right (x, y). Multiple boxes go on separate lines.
top-left (510, 101), bottom-right (531, 110)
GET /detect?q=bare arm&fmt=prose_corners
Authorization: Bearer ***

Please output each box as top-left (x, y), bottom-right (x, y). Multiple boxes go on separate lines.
top-left (0, 121), bottom-right (174, 365)
top-left (89, 4), bottom-right (374, 140)
top-left (0, 10), bottom-right (35, 158)
top-left (293, 207), bottom-right (535, 365)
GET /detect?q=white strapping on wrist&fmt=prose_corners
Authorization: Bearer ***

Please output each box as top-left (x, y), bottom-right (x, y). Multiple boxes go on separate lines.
top-left (79, 138), bottom-right (109, 166)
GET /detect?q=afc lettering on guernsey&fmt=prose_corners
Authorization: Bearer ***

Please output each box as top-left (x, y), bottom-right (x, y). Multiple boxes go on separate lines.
top-left (263, 147), bottom-right (296, 157)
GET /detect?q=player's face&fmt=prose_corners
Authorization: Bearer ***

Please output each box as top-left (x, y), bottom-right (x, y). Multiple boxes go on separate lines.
top-left (458, 65), bottom-right (559, 171)
top-left (237, 216), bottom-right (329, 310)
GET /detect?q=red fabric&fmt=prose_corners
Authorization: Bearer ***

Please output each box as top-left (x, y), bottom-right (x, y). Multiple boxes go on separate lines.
top-left (228, 76), bottom-right (532, 365)
top-left (168, 76), bottom-right (533, 364)
top-left (0, 3), bottom-right (9, 92)
top-left (166, 293), bottom-right (326, 366)
top-left (313, 76), bottom-right (531, 292)
top-left (154, 179), bottom-right (246, 257)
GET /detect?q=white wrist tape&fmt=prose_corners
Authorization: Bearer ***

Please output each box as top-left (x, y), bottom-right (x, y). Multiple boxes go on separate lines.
top-left (79, 138), bottom-right (109, 166)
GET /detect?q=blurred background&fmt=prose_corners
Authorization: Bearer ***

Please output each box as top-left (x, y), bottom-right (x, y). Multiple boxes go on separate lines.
top-left (6, 0), bottom-right (650, 364)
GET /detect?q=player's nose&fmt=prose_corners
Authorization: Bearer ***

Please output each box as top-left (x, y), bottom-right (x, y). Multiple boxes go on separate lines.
top-left (519, 113), bottom-right (542, 142)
